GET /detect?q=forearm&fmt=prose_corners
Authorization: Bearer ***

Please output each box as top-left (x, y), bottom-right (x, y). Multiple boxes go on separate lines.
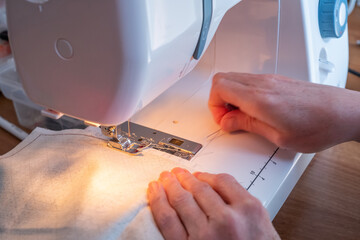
top-left (355, 110), bottom-right (360, 143)
top-left (356, 94), bottom-right (360, 142)
top-left (339, 88), bottom-right (360, 143)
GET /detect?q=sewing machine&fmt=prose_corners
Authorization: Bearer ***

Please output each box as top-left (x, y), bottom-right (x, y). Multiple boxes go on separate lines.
top-left (5, 0), bottom-right (348, 219)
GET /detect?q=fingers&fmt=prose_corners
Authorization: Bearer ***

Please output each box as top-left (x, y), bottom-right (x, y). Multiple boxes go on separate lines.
top-left (193, 172), bottom-right (250, 205)
top-left (208, 73), bottom-right (258, 125)
top-left (209, 73), bottom-right (253, 102)
top-left (147, 181), bottom-right (187, 240)
top-left (220, 109), bottom-right (279, 142)
top-left (208, 73), bottom-right (282, 143)
top-left (208, 104), bottom-right (229, 125)
top-left (158, 171), bottom-right (207, 234)
top-left (208, 78), bottom-right (240, 125)
top-left (171, 168), bottom-right (226, 217)
top-left (148, 169), bottom-right (278, 240)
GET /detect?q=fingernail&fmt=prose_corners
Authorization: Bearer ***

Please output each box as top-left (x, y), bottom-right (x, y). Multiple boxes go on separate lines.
top-left (148, 181), bottom-right (159, 195)
top-left (171, 167), bottom-right (186, 175)
top-left (159, 171), bottom-right (173, 181)
top-left (193, 172), bottom-right (203, 178)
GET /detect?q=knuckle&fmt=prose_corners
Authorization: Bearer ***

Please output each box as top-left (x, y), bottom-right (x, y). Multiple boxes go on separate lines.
top-left (242, 197), bottom-right (266, 216)
top-left (273, 132), bottom-right (291, 149)
top-left (150, 192), bottom-right (162, 205)
top-left (217, 208), bottom-right (238, 230)
top-left (156, 210), bottom-right (178, 229)
top-left (253, 91), bottom-right (276, 110)
top-left (214, 173), bottom-right (237, 186)
top-left (212, 73), bottom-right (226, 85)
top-left (243, 115), bottom-right (256, 132)
top-left (273, 133), bottom-right (285, 147)
top-left (169, 191), bottom-right (193, 209)
top-left (192, 182), bottom-right (212, 195)
top-left (260, 92), bottom-right (275, 105)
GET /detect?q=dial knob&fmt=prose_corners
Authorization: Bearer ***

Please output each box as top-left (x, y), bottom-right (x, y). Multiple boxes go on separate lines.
top-left (318, 0), bottom-right (348, 38)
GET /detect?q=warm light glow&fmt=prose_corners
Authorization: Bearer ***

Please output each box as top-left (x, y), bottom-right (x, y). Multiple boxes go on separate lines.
top-left (84, 121), bottom-right (101, 127)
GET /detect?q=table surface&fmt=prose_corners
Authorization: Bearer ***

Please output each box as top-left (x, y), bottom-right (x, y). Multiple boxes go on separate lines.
top-left (1, 7), bottom-right (360, 240)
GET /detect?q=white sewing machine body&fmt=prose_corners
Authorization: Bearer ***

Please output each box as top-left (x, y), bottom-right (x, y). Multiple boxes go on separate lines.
top-left (6, 0), bottom-right (348, 220)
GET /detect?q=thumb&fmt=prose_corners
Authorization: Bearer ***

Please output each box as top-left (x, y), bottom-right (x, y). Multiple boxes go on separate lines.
top-left (220, 110), bottom-right (279, 141)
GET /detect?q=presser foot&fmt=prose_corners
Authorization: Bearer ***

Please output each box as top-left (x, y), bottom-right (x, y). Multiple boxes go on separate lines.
top-left (107, 137), bottom-right (151, 156)
top-left (100, 122), bottom-right (202, 160)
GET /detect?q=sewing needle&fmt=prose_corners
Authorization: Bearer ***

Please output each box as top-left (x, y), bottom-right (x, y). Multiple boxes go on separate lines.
top-left (127, 120), bottom-right (131, 137)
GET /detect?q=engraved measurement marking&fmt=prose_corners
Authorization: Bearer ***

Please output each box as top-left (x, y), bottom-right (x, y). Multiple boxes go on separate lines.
top-left (247, 147), bottom-right (279, 190)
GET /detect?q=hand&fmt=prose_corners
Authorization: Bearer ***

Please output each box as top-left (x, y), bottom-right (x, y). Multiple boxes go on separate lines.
top-left (147, 168), bottom-right (280, 240)
top-left (209, 73), bottom-right (360, 153)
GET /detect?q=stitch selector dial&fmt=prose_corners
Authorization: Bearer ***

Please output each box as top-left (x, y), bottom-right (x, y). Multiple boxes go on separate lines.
top-left (318, 0), bottom-right (348, 38)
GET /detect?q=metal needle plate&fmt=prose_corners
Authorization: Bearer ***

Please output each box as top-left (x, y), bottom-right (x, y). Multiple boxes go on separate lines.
top-left (102, 122), bottom-right (202, 160)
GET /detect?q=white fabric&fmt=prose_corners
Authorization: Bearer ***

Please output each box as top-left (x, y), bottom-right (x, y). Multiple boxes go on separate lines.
top-left (0, 127), bottom-right (196, 240)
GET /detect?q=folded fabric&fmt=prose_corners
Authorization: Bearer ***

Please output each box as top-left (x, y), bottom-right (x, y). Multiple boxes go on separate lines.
top-left (0, 127), bottom-right (196, 240)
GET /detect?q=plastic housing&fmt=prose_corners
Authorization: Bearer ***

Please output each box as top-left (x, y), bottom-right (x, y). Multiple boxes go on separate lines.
top-left (6, 0), bottom-right (239, 125)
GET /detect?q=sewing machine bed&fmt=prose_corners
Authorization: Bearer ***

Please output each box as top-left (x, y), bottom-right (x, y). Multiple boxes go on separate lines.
top-left (0, 69), bottom-right (313, 239)
top-left (130, 62), bottom-right (314, 220)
